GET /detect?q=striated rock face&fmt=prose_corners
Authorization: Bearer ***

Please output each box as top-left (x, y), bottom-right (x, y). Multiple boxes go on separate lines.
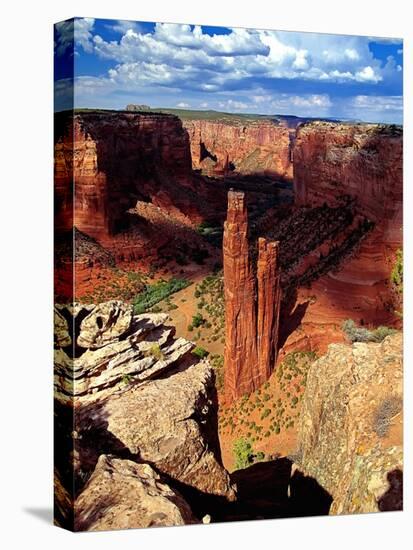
top-left (295, 333), bottom-right (403, 514)
top-left (184, 120), bottom-right (292, 179)
top-left (223, 191), bottom-right (281, 402)
top-left (223, 191), bottom-right (258, 401)
top-left (257, 238), bottom-right (281, 382)
top-left (54, 300), bottom-right (235, 530)
top-left (54, 111), bottom-right (200, 241)
top-left (293, 122), bottom-right (403, 246)
top-left (74, 455), bottom-right (196, 531)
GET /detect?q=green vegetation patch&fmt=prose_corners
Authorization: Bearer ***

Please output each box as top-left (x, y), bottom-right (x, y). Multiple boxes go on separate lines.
top-left (193, 346), bottom-right (209, 359)
top-left (391, 248), bottom-right (403, 308)
top-left (133, 277), bottom-right (191, 314)
top-left (342, 319), bottom-right (397, 343)
top-left (233, 438), bottom-right (266, 470)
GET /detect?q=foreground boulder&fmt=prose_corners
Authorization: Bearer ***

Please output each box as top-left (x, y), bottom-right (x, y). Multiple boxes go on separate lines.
top-left (75, 455), bottom-right (196, 530)
top-left (295, 333), bottom-right (403, 514)
top-left (77, 361), bottom-right (235, 499)
top-left (54, 301), bottom-right (235, 530)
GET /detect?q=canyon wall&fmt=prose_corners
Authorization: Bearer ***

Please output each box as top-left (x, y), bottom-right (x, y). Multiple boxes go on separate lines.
top-left (54, 110), bottom-right (200, 241)
top-left (223, 191), bottom-right (281, 402)
top-left (293, 122), bottom-right (403, 246)
top-left (290, 122), bottom-right (403, 330)
top-left (183, 120), bottom-right (292, 179)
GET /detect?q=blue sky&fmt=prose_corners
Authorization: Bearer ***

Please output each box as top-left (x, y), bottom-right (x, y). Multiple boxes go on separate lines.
top-left (54, 18), bottom-right (403, 123)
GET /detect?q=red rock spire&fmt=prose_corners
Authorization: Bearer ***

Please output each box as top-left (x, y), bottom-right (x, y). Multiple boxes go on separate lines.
top-left (257, 238), bottom-right (281, 383)
top-left (223, 190), bottom-right (281, 403)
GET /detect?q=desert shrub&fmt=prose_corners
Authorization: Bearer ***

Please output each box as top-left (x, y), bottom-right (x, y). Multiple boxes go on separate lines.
top-left (144, 343), bottom-right (164, 361)
top-left (373, 396), bottom-right (402, 437)
top-left (261, 408), bottom-right (271, 420)
top-left (187, 324), bottom-right (193, 332)
top-left (342, 319), bottom-right (397, 343)
top-left (233, 438), bottom-right (254, 470)
top-left (371, 326), bottom-right (398, 342)
top-left (256, 451), bottom-right (265, 461)
top-left (192, 313), bottom-right (205, 328)
top-left (133, 278), bottom-right (190, 314)
top-left (391, 248), bottom-right (403, 295)
top-left (211, 355), bottom-right (224, 389)
top-left (193, 346), bottom-right (209, 359)
top-left (122, 374), bottom-right (132, 385)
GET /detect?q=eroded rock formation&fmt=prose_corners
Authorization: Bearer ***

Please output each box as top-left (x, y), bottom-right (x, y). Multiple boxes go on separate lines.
top-left (54, 301), bottom-right (235, 530)
top-left (223, 191), bottom-right (281, 402)
top-left (257, 238), bottom-right (281, 381)
top-left (55, 110), bottom-right (201, 241)
top-left (294, 122), bottom-right (403, 247)
top-left (223, 191), bottom-right (259, 401)
top-left (289, 122), bottom-right (403, 332)
top-left (294, 332), bottom-right (403, 514)
top-left (184, 119), bottom-right (292, 179)
top-left (75, 455), bottom-right (196, 531)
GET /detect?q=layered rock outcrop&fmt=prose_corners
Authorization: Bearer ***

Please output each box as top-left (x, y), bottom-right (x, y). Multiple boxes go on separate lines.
top-left (223, 191), bottom-right (281, 402)
top-left (294, 332), bottom-right (403, 514)
top-left (54, 301), bottom-right (235, 530)
top-left (74, 455), bottom-right (196, 531)
top-left (54, 110), bottom-right (201, 241)
top-left (293, 122), bottom-right (403, 247)
top-left (184, 120), bottom-right (292, 179)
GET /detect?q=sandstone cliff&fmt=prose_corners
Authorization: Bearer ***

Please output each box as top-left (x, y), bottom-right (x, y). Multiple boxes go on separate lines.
top-left (183, 119), bottom-right (292, 179)
top-left (223, 191), bottom-right (281, 402)
top-left (55, 110), bottom-right (202, 241)
top-left (294, 122), bottom-right (402, 247)
top-left (294, 332), bottom-right (403, 514)
top-left (54, 300), bottom-right (235, 530)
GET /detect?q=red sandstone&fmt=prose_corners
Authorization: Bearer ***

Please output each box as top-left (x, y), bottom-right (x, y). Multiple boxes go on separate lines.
top-left (55, 111), bottom-right (200, 242)
top-left (293, 122), bottom-right (402, 247)
top-left (184, 120), bottom-right (292, 179)
top-left (223, 191), bottom-right (281, 402)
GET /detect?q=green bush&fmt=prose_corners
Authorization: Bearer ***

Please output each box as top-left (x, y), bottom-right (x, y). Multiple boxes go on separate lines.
top-left (233, 437), bottom-right (254, 470)
top-left (144, 343), bottom-right (164, 361)
top-left (193, 346), bottom-right (209, 359)
top-left (192, 313), bottom-right (205, 328)
top-left (391, 248), bottom-right (403, 295)
top-left (133, 278), bottom-right (191, 314)
top-left (342, 319), bottom-right (397, 343)
top-left (261, 408), bottom-right (271, 420)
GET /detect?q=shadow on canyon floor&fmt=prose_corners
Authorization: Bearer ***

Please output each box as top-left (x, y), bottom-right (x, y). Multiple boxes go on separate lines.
top-left (278, 292), bottom-right (310, 350)
top-left (176, 457), bottom-right (332, 523)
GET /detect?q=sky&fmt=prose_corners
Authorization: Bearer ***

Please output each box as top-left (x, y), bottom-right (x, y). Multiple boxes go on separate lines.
top-left (54, 18), bottom-right (403, 123)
